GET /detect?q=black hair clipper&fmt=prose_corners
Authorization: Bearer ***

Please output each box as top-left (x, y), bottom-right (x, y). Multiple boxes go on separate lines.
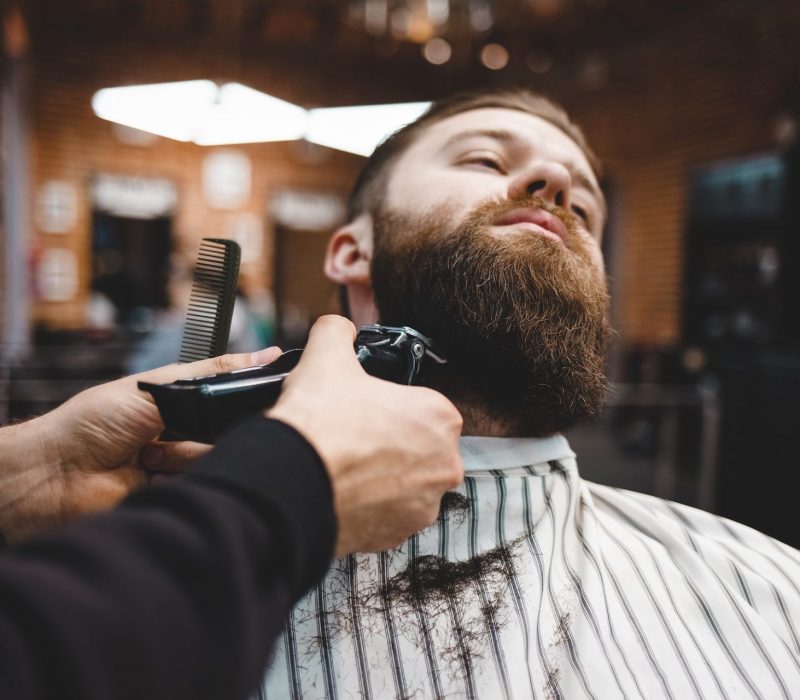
top-left (138, 325), bottom-right (446, 444)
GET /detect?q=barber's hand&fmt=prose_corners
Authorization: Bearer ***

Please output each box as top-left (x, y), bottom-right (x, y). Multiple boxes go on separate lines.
top-left (268, 315), bottom-right (464, 556)
top-left (0, 346), bottom-right (281, 543)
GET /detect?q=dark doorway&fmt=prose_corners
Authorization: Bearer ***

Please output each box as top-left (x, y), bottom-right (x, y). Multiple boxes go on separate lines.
top-left (91, 212), bottom-right (172, 328)
top-left (272, 223), bottom-right (339, 347)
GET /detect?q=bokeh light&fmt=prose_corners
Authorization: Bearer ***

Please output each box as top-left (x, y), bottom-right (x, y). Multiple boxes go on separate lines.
top-left (423, 37), bottom-right (452, 65)
top-left (480, 43), bottom-right (509, 70)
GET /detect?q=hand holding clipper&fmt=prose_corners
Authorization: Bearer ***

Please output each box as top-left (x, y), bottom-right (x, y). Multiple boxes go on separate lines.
top-left (138, 324), bottom-right (446, 444)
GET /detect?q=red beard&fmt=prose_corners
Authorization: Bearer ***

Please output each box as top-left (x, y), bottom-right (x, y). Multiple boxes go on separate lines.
top-left (370, 195), bottom-right (610, 437)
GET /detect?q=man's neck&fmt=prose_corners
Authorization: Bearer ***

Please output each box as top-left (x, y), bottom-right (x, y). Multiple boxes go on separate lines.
top-left (426, 375), bottom-right (535, 437)
top-left (456, 400), bottom-right (524, 437)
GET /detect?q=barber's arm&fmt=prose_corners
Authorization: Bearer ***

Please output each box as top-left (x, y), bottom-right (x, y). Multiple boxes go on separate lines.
top-left (0, 315), bottom-right (463, 700)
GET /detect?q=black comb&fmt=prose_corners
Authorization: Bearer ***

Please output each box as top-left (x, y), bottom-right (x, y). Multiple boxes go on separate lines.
top-left (178, 238), bottom-right (241, 363)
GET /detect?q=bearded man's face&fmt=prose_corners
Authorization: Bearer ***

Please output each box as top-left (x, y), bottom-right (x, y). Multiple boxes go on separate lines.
top-left (369, 108), bottom-right (610, 436)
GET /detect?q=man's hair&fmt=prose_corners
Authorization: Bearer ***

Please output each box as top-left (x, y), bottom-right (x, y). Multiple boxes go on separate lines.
top-left (346, 87), bottom-right (601, 221)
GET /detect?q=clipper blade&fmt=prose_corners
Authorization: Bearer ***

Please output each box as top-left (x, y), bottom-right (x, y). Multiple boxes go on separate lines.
top-left (178, 238), bottom-right (241, 363)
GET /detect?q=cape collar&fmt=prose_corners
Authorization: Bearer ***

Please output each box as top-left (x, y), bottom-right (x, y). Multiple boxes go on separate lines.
top-left (459, 434), bottom-right (575, 473)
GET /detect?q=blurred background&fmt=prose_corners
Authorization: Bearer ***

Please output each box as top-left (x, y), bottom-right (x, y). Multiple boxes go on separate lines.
top-left (2, 0), bottom-right (799, 545)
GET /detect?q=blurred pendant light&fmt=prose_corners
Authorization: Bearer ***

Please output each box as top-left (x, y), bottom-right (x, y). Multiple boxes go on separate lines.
top-left (407, 0), bottom-right (436, 43)
top-left (360, 0), bottom-right (452, 43)
top-left (480, 42), bottom-right (509, 70)
top-left (526, 49), bottom-right (553, 74)
top-left (427, 0), bottom-right (450, 27)
top-left (468, 0), bottom-right (494, 32)
top-left (423, 37), bottom-right (452, 65)
top-left (390, 7), bottom-right (412, 39)
top-left (352, 0), bottom-right (505, 69)
top-left (364, 0), bottom-right (388, 35)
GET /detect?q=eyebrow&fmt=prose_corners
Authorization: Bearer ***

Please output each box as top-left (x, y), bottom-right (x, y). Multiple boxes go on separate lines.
top-left (442, 128), bottom-right (608, 221)
top-left (441, 128), bottom-right (519, 151)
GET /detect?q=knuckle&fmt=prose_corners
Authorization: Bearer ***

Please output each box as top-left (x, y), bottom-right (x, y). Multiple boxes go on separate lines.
top-left (445, 461), bottom-right (464, 489)
top-left (384, 534), bottom-right (407, 551)
top-left (416, 388), bottom-right (458, 418)
top-left (422, 503), bottom-right (441, 529)
top-left (212, 354), bottom-right (236, 373)
top-left (317, 314), bottom-right (356, 336)
top-left (429, 392), bottom-right (462, 425)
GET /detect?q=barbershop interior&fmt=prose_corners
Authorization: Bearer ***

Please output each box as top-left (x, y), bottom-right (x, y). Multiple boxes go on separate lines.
top-left (2, 0), bottom-right (799, 546)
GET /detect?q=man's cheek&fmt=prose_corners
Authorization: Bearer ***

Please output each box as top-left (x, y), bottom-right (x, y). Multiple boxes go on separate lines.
top-left (591, 249), bottom-right (607, 286)
top-left (398, 181), bottom-right (484, 218)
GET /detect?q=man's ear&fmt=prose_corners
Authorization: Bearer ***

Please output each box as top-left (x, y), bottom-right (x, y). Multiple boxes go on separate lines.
top-left (324, 214), bottom-right (373, 285)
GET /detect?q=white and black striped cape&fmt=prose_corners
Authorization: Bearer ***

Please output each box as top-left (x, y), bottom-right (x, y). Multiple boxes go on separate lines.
top-left (259, 435), bottom-right (800, 699)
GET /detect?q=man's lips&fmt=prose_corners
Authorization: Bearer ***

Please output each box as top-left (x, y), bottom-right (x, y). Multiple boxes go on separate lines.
top-left (491, 208), bottom-right (568, 245)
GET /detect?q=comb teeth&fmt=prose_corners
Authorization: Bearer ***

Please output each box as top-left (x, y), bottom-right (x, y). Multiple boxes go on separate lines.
top-left (179, 238), bottom-right (241, 363)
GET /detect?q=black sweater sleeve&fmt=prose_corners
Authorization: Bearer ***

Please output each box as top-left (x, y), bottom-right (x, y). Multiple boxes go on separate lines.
top-left (0, 416), bottom-right (336, 700)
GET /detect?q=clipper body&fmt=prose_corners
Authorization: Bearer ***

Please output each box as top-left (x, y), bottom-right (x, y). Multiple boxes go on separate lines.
top-left (139, 325), bottom-right (445, 444)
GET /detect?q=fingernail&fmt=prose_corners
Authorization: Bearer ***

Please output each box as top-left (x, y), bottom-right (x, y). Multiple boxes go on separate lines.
top-left (141, 445), bottom-right (164, 468)
top-left (251, 347), bottom-right (280, 365)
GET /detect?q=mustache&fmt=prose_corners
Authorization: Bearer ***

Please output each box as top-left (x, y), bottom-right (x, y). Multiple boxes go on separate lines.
top-left (465, 193), bottom-right (579, 236)
top-left (460, 193), bottom-right (595, 268)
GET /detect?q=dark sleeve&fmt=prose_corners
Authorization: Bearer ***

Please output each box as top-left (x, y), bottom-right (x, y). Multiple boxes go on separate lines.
top-left (0, 416), bottom-right (336, 700)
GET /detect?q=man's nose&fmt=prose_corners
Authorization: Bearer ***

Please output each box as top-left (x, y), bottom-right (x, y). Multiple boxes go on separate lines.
top-left (508, 162), bottom-right (572, 209)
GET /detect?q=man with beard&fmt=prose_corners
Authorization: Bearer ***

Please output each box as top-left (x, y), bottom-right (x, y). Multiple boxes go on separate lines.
top-left (260, 89), bottom-right (800, 698)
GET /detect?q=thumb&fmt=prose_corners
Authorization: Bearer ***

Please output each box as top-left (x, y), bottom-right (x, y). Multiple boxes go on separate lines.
top-left (293, 315), bottom-right (361, 376)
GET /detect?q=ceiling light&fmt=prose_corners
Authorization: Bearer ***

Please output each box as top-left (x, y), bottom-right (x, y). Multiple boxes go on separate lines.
top-left (305, 102), bottom-right (431, 156)
top-left (468, 0), bottom-right (494, 32)
top-left (93, 81), bottom-right (430, 156)
top-left (423, 37), bottom-right (452, 65)
top-left (364, 0), bottom-right (388, 35)
top-left (427, 0), bottom-right (450, 26)
top-left (480, 43), bottom-right (509, 70)
top-left (526, 50), bottom-right (553, 74)
top-left (92, 80), bottom-right (308, 145)
top-left (390, 7), bottom-right (412, 39)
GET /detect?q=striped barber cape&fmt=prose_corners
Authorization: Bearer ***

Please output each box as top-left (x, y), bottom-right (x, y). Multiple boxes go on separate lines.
top-left (259, 435), bottom-right (800, 699)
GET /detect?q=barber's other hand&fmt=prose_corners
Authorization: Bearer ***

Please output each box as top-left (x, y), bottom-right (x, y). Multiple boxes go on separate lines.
top-left (268, 315), bottom-right (464, 556)
top-left (0, 346), bottom-right (281, 543)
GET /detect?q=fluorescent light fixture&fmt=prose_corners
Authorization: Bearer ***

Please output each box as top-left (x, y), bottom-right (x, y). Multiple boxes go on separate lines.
top-left (194, 83), bottom-right (308, 145)
top-left (305, 102), bottom-right (431, 156)
top-left (92, 80), bottom-right (430, 155)
top-left (92, 80), bottom-right (215, 142)
top-left (92, 80), bottom-right (308, 145)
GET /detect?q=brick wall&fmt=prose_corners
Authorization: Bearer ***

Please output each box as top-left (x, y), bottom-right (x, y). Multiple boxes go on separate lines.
top-left (26, 29), bottom-right (367, 329)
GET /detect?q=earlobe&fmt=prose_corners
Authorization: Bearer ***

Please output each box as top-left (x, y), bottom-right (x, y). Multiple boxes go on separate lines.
top-left (324, 219), bottom-right (373, 285)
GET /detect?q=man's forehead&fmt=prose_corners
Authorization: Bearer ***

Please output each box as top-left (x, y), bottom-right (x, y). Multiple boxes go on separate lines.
top-left (401, 107), bottom-right (598, 184)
